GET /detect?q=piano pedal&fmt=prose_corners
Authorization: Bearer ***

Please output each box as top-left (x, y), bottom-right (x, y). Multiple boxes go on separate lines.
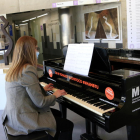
top-left (80, 133), bottom-right (102, 140)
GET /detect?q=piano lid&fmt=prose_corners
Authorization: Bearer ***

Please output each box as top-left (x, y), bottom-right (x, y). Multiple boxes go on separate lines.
top-left (112, 69), bottom-right (140, 79)
top-left (89, 46), bottom-right (112, 75)
top-left (89, 47), bottom-right (140, 79)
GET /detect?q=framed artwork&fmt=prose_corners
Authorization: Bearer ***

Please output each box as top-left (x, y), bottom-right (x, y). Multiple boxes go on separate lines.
top-left (84, 7), bottom-right (121, 40)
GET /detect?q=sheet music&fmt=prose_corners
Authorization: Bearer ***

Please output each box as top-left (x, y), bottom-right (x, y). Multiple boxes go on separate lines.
top-left (64, 44), bottom-right (94, 76)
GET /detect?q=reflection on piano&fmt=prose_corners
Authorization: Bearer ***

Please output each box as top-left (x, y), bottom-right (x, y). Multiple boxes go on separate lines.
top-left (39, 47), bottom-right (140, 140)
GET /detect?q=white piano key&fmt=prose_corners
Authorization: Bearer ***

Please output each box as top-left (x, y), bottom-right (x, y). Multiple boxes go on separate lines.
top-left (40, 82), bottom-right (115, 116)
top-left (63, 94), bottom-right (115, 116)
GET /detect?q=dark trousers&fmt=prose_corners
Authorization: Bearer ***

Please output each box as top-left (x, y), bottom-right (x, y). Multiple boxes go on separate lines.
top-left (48, 108), bottom-right (74, 140)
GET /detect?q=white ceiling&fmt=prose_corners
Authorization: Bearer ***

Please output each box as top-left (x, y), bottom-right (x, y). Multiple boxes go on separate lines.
top-left (7, 8), bottom-right (58, 23)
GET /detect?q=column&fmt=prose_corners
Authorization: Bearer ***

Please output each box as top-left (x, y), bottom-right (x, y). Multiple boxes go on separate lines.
top-left (59, 8), bottom-right (71, 47)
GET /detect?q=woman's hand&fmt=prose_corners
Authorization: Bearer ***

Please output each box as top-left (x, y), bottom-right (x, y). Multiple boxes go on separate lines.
top-left (44, 83), bottom-right (54, 91)
top-left (53, 89), bottom-right (67, 98)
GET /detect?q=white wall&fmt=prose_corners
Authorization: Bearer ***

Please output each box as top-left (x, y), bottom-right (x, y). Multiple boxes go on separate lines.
top-left (29, 9), bottom-right (60, 54)
top-left (0, 74), bottom-right (6, 110)
top-left (0, 0), bottom-right (76, 14)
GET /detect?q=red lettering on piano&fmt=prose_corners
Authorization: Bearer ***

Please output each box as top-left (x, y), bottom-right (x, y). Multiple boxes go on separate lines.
top-left (69, 76), bottom-right (72, 79)
top-left (55, 71), bottom-right (99, 90)
top-left (83, 81), bottom-right (99, 90)
top-left (71, 77), bottom-right (82, 83)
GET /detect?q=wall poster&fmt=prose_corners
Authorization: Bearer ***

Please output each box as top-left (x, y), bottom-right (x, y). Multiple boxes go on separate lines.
top-left (84, 7), bottom-right (120, 40)
top-left (127, 0), bottom-right (140, 50)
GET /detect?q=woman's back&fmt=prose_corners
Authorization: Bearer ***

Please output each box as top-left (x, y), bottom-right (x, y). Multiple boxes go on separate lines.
top-left (1, 36), bottom-right (73, 140)
top-left (2, 65), bottom-right (56, 136)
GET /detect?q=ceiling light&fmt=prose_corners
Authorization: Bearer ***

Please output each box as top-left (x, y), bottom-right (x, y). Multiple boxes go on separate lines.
top-left (19, 23), bottom-right (28, 26)
top-left (37, 13), bottom-right (48, 18)
top-left (22, 20), bottom-right (29, 22)
top-left (60, 6), bottom-right (69, 9)
top-left (30, 17), bottom-right (36, 20)
top-left (15, 25), bottom-right (18, 27)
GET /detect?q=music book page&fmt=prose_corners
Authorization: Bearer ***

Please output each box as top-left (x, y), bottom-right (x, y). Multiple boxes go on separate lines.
top-left (64, 44), bottom-right (94, 76)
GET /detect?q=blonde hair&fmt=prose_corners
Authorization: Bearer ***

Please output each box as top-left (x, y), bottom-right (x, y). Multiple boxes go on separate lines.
top-left (6, 36), bottom-right (38, 82)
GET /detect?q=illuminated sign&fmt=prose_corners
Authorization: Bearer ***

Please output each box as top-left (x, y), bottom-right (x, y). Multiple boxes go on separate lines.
top-left (55, 71), bottom-right (99, 89)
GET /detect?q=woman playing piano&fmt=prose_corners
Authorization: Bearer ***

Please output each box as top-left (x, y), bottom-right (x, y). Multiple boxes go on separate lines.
top-left (1, 36), bottom-right (74, 140)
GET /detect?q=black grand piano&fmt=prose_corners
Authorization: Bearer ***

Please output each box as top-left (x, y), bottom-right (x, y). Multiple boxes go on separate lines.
top-left (39, 46), bottom-right (140, 140)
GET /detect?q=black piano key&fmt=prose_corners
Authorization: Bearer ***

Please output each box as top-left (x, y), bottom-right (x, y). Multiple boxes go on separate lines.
top-left (87, 99), bottom-right (100, 104)
top-left (80, 96), bottom-right (88, 100)
top-left (102, 106), bottom-right (113, 111)
top-left (86, 99), bottom-right (95, 103)
top-left (80, 94), bottom-right (88, 97)
top-left (75, 95), bottom-right (86, 99)
top-left (81, 97), bottom-right (92, 101)
top-left (100, 105), bottom-right (113, 110)
top-left (69, 91), bottom-right (79, 95)
top-left (86, 97), bottom-right (98, 102)
top-left (54, 84), bottom-right (64, 90)
top-left (89, 94), bottom-right (98, 98)
top-left (99, 104), bottom-right (109, 109)
top-left (83, 91), bottom-right (96, 96)
top-left (94, 102), bottom-right (105, 107)
top-left (72, 92), bottom-right (81, 95)
top-left (92, 96), bottom-right (102, 101)
top-left (90, 95), bottom-right (102, 99)
top-left (75, 94), bottom-right (86, 98)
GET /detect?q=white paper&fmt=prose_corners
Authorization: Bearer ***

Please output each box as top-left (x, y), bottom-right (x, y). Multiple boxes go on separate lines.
top-left (127, 0), bottom-right (140, 49)
top-left (64, 44), bottom-right (94, 76)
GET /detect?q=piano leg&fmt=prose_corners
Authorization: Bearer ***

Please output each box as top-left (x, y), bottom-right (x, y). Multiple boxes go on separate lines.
top-left (126, 125), bottom-right (136, 140)
top-left (91, 122), bottom-right (102, 140)
top-left (126, 118), bottom-right (140, 140)
top-left (126, 125), bottom-right (140, 140)
top-left (80, 120), bottom-right (102, 140)
top-left (86, 119), bottom-right (91, 135)
top-left (59, 103), bottom-right (67, 119)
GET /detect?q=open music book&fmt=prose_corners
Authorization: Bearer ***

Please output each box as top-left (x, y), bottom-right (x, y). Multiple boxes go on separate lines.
top-left (64, 44), bottom-right (94, 76)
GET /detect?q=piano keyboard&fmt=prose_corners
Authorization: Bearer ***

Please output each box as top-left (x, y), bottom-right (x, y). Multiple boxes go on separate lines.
top-left (40, 82), bottom-right (115, 116)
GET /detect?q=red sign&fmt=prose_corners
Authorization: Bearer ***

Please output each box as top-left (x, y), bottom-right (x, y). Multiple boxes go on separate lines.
top-left (49, 69), bottom-right (53, 78)
top-left (105, 87), bottom-right (114, 100)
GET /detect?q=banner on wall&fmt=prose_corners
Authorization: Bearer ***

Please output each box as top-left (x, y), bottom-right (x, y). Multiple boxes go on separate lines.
top-left (9, 25), bottom-right (13, 36)
top-left (40, 25), bottom-right (43, 31)
top-left (127, 0), bottom-right (140, 50)
top-left (52, 0), bottom-right (120, 8)
top-left (96, 0), bottom-right (120, 3)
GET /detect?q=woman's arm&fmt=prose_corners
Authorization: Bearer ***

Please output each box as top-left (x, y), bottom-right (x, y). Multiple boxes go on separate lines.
top-left (20, 65), bottom-right (56, 108)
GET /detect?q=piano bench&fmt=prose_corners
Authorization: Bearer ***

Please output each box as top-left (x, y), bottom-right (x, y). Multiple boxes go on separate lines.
top-left (3, 126), bottom-right (48, 140)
